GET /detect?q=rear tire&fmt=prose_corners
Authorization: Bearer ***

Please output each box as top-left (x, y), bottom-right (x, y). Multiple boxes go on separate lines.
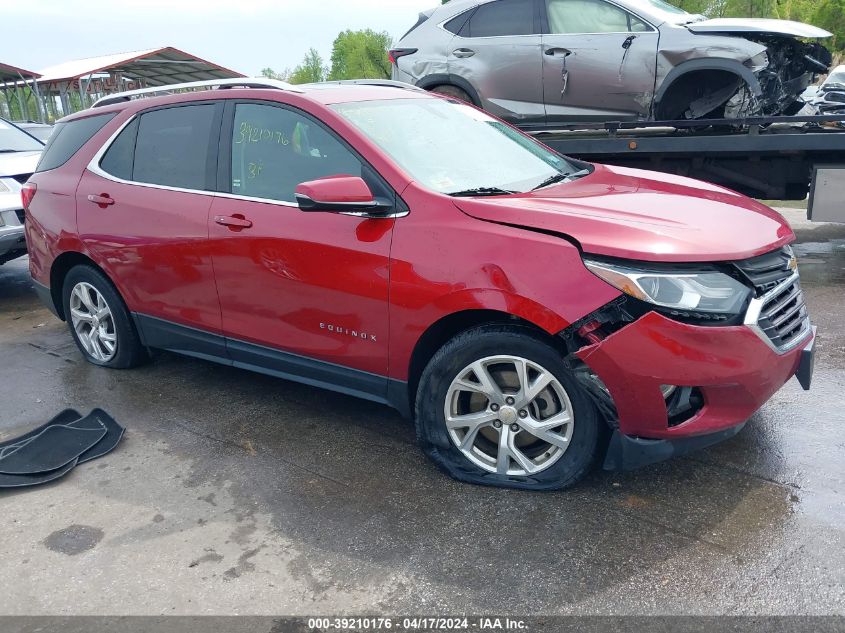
top-left (62, 265), bottom-right (148, 369)
top-left (428, 84), bottom-right (473, 105)
top-left (415, 324), bottom-right (601, 490)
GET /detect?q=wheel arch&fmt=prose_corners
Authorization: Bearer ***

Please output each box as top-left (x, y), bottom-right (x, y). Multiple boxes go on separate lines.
top-left (654, 59), bottom-right (762, 119)
top-left (49, 251), bottom-right (111, 321)
top-left (404, 308), bottom-right (567, 417)
top-left (414, 73), bottom-right (483, 107)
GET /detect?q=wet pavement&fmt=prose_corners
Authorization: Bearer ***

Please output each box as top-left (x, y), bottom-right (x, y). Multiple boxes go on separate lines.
top-left (0, 227), bottom-right (843, 615)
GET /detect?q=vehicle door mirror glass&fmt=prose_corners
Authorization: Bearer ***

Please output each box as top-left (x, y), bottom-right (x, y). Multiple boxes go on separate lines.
top-left (294, 176), bottom-right (386, 213)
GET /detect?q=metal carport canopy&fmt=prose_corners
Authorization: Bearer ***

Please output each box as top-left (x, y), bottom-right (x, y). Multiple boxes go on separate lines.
top-left (35, 46), bottom-right (245, 87)
top-left (0, 62), bottom-right (40, 83)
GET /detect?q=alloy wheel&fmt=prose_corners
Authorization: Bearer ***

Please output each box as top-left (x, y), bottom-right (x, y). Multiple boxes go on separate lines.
top-left (69, 282), bottom-right (117, 362)
top-left (444, 355), bottom-right (574, 476)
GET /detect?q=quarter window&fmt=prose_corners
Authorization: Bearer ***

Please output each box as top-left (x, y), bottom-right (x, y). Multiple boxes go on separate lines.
top-left (35, 112), bottom-right (116, 173)
top-left (464, 0), bottom-right (536, 37)
top-left (545, 0), bottom-right (651, 33)
top-left (132, 104), bottom-right (217, 190)
top-left (230, 103), bottom-right (362, 203)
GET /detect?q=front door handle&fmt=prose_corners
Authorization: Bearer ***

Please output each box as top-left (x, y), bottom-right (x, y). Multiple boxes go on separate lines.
top-left (452, 48), bottom-right (475, 58)
top-left (544, 47), bottom-right (572, 57)
top-left (214, 214), bottom-right (253, 230)
top-left (87, 193), bottom-right (114, 208)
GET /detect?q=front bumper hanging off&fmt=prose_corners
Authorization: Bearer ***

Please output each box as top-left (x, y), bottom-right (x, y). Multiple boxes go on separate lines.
top-left (576, 311), bottom-right (815, 471)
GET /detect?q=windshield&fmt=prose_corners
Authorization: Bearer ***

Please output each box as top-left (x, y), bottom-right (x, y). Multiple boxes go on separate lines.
top-left (0, 118), bottom-right (43, 152)
top-left (331, 98), bottom-right (579, 195)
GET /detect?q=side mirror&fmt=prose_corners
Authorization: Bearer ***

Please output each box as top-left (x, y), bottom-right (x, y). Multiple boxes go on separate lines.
top-left (294, 175), bottom-right (390, 214)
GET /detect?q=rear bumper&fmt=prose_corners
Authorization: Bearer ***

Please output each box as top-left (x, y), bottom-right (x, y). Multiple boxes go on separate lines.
top-left (577, 311), bottom-right (814, 440)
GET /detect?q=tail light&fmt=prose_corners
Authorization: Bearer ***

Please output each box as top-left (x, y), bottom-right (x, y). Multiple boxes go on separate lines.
top-left (388, 48), bottom-right (418, 65)
top-left (21, 182), bottom-right (36, 212)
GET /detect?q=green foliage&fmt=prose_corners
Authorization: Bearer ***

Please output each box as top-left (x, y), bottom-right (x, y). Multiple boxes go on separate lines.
top-left (328, 29), bottom-right (393, 80)
top-left (811, 0), bottom-right (845, 50)
top-left (289, 48), bottom-right (328, 84)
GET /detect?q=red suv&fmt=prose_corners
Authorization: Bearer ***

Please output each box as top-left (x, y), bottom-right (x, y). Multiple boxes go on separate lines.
top-left (23, 79), bottom-right (814, 490)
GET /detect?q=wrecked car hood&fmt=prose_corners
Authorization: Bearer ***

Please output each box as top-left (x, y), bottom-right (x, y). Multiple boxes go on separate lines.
top-left (452, 164), bottom-right (793, 263)
top-left (686, 18), bottom-right (831, 38)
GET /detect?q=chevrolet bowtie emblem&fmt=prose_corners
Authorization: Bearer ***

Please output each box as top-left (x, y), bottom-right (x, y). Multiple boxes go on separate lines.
top-left (788, 255), bottom-right (798, 272)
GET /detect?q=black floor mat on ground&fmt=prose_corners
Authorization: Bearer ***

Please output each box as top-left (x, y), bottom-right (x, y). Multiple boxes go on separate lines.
top-left (0, 409), bottom-right (124, 488)
top-left (0, 409), bottom-right (82, 455)
top-left (0, 458), bottom-right (80, 488)
top-left (76, 409), bottom-right (124, 464)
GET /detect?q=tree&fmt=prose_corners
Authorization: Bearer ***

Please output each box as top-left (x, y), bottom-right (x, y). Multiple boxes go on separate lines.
top-left (289, 48), bottom-right (328, 84)
top-left (260, 67), bottom-right (290, 81)
top-left (812, 0), bottom-right (845, 50)
top-left (328, 29), bottom-right (393, 81)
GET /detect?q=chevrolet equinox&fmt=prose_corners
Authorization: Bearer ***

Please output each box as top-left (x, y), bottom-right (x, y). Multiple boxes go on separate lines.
top-left (23, 79), bottom-right (815, 489)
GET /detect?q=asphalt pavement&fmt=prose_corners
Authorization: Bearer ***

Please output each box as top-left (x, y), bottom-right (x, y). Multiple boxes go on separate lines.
top-left (0, 214), bottom-right (843, 616)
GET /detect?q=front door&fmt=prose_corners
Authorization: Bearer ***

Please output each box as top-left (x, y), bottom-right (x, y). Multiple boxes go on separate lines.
top-left (208, 101), bottom-right (394, 396)
top-left (541, 0), bottom-right (658, 123)
top-left (447, 0), bottom-right (545, 125)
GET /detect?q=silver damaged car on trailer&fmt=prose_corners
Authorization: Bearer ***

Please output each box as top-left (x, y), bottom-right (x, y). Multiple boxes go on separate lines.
top-left (391, 0), bottom-right (832, 126)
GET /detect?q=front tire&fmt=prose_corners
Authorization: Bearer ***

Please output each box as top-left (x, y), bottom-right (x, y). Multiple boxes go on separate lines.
top-left (62, 265), bottom-right (148, 369)
top-left (415, 324), bottom-right (601, 490)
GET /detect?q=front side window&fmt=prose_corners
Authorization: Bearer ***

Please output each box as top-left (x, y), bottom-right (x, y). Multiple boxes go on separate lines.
top-left (465, 0), bottom-right (536, 37)
top-left (132, 104), bottom-right (216, 190)
top-left (546, 0), bottom-right (650, 33)
top-left (332, 98), bottom-right (578, 195)
top-left (230, 103), bottom-right (362, 203)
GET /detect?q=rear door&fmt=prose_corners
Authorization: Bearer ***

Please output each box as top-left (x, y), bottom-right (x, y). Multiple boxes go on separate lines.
top-left (78, 102), bottom-right (225, 354)
top-left (447, 0), bottom-right (545, 125)
top-left (541, 0), bottom-right (658, 123)
top-left (207, 100), bottom-right (394, 395)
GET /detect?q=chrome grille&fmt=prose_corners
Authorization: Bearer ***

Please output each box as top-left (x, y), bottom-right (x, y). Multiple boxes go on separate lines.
top-left (734, 246), bottom-right (794, 294)
top-left (755, 277), bottom-right (809, 350)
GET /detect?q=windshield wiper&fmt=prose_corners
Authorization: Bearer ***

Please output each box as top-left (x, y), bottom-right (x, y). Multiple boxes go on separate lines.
top-left (447, 186), bottom-right (518, 197)
top-left (531, 168), bottom-right (590, 191)
top-left (0, 149), bottom-right (21, 153)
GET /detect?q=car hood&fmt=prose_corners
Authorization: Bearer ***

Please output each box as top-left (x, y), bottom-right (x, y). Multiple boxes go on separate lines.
top-left (0, 150), bottom-right (40, 179)
top-left (451, 164), bottom-right (794, 263)
top-left (686, 18), bottom-right (831, 38)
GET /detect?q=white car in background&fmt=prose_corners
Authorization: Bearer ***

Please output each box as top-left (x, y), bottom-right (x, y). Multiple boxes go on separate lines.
top-left (0, 118), bottom-right (42, 265)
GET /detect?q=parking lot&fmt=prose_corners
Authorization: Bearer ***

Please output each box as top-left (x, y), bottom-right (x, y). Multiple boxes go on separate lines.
top-left (1, 213), bottom-right (844, 616)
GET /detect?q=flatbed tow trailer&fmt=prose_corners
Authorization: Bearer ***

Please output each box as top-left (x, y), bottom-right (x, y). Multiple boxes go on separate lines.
top-left (530, 114), bottom-right (845, 223)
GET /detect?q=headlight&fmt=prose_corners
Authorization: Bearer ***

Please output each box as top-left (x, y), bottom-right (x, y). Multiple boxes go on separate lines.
top-left (583, 259), bottom-right (750, 315)
top-left (745, 51), bottom-right (769, 73)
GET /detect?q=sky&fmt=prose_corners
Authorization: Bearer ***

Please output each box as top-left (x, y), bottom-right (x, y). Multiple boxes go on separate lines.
top-left (4, 0), bottom-right (436, 76)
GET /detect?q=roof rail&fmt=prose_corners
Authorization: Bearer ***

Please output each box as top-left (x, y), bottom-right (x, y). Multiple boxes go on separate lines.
top-left (91, 78), bottom-right (304, 108)
top-left (302, 79), bottom-right (426, 92)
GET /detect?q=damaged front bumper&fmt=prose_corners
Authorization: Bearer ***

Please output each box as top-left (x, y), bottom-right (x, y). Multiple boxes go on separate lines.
top-left (575, 310), bottom-right (815, 470)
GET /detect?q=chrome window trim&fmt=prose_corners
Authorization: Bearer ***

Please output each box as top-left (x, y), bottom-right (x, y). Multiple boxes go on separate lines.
top-left (87, 113), bottom-right (407, 218)
top-left (743, 272), bottom-right (812, 354)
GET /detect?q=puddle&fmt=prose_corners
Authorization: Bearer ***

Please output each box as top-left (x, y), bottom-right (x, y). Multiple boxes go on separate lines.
top-left (792, 240), bottom-right (845, 285)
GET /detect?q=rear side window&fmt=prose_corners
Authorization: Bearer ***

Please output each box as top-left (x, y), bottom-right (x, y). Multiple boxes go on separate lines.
top-left (444, 11), bottom-right (472, 35)
top-left (465, 0), bottom-right (536, 37)
top-left (35, 112), bottom-right (116, 173)
top-left (132, 104), bottom-right (217, 190)
top-left (100, 118), bottom-right (139, 180)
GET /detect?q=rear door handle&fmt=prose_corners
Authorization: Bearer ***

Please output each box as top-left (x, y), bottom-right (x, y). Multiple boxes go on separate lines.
top-left (452, 48), bottom-right (475, 58)
top-left (87, 193), bottom-right (114, 207)
top-left (544, 47), bottom-right (572, 57)
top-left (214, 214), bottom-right (253, 230)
